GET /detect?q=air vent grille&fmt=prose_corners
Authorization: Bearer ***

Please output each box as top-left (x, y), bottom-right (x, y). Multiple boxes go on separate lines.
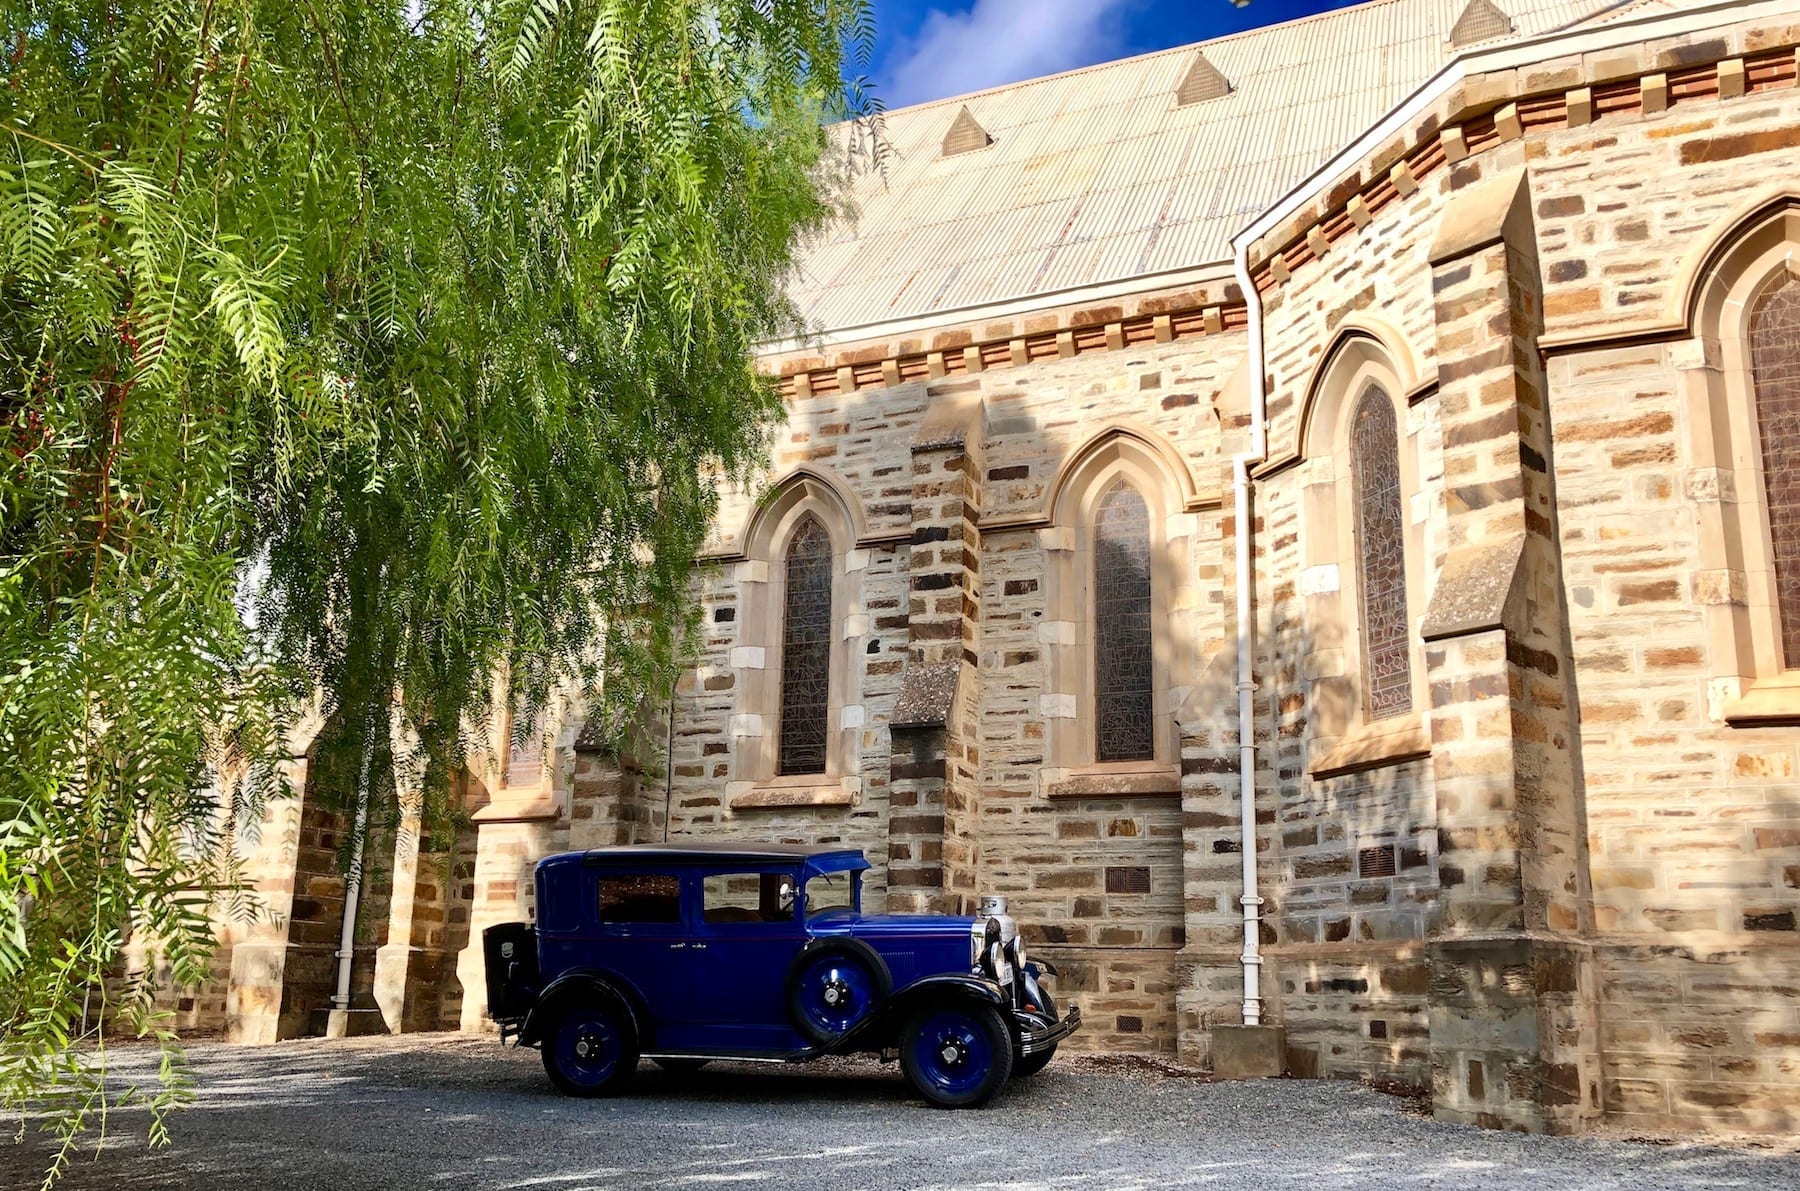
top-left (1105, 865), bottom-right (1151, 894)
top-left (1450, 0), bottom-right (1512, 48)
top-left (1359, 844), bottom-right (1398, 879)
top-left (1176, 52), bottom-right (1231, 106)
top-left (941, 106), bottom-right (993, 157)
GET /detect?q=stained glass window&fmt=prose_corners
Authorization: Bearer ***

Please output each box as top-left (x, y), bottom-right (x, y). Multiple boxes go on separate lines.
top-left (778, 515), bottom-right (833, 775)
top-left (1094, 481), bottom-right (1155, 761)
top-left (1750, 273), bottom-right (1800, 669)
top-left (1352, 385), bottom-right (1412, 719)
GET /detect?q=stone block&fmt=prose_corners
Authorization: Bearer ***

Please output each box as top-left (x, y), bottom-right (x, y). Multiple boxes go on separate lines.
top-left (1212, 1025), bottom-right (1287, 1079)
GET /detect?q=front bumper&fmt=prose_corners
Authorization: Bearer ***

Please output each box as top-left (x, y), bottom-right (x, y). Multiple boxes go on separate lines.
top-left (1018, 1004), bottom-right (1082, 1056)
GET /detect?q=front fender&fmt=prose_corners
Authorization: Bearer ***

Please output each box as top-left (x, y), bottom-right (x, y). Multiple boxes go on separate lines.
top-left (519, 970), bottom-right (647, 1048)
top-left (882, 974), bottom-right (1007, 1033)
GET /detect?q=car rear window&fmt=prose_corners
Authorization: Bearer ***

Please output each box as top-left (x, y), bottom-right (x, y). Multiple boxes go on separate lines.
top-left (597, 874), bottom-right (681, 924)
top-left (702, 871), bottom-right (794, 925)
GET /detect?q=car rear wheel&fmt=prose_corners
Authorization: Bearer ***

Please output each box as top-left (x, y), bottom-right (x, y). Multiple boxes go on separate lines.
top-left (541, 1000), bottom-right (638, 1098)
top-left (900, 1002), bottom-right (1014, 1108)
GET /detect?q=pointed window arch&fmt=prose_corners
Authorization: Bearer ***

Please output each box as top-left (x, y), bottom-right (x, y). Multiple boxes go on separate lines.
top-left (1749, 273), bottom-right (1800, 667)
top-left (778, 515), bottom-right (834, 775)
top-left (1351, 385), bottom-right (1411, 719)
top-left (1093, 480), bottom-right (1156, 761)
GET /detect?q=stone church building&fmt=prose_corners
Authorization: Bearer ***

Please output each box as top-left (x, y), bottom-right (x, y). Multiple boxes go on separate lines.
top-left (162, 0), bottom-right (1800, 1137)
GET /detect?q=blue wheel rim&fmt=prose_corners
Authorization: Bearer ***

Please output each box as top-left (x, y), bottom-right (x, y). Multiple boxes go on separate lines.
top-left (553, 1008), bottom-right (623, 1088)
top-left (910, 1009), bottom-right (995, 1098)
top-left (796, 954), bottom-right (877, 1036)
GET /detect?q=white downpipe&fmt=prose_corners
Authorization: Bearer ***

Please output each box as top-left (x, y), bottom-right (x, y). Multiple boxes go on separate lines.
top-left (1230, 246), bottom-right (1268, 1027)
top-left (1217, 0), bottom-right (1460, 1032)
top-left (332, 753), bottom-right (371, 1013)
top-left (1217, 0), bottom-right (1471, 1031)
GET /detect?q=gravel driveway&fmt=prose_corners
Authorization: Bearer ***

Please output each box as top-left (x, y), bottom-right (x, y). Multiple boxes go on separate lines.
top-left (4, 1034), bottom-right (1795, 1190)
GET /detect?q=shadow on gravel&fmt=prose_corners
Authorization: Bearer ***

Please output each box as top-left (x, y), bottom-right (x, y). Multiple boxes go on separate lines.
top-left (6, 1036), bottom-right (1800, 1191)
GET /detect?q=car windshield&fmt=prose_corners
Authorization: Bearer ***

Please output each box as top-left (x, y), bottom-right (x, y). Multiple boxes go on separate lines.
top-left (804, 871), bottom-right (856, 918)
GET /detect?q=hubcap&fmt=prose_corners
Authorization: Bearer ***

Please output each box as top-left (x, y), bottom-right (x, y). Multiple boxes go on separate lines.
top-left (910, 1010), bottom-right (993, 1097)
top-left (822, 978), bottom-right (850, 1009)
top-left (557, 1014), bottom-right (619, 1086)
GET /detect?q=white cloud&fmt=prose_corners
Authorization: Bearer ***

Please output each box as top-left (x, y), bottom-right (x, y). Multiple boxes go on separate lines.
top-left (881, 0), bottom-right (1136, 109)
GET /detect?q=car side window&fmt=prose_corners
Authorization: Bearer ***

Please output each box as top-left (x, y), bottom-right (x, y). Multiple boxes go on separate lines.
top-left (597, 873), bottom-right (681, 925)
top-left (804, 872), bottom-right (855, 918)
top-left (702, 871), bottom-right (795, 925)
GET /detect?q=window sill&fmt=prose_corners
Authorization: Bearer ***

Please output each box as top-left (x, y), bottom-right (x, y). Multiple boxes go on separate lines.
top-left (471, 791), bottom-right (560, 823)
top-left (1047, 761), bottom-right (1181, 799)
top-left (1309, 714), bottom-right (1430, 780)
top-left (1723, 672), bottom-right (1800, 727)
top-left (730, 776), bottom-right (854, 810)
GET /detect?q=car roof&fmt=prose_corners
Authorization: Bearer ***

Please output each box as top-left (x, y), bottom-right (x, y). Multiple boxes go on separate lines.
top-left (546, 842), bottom-right (870, 868)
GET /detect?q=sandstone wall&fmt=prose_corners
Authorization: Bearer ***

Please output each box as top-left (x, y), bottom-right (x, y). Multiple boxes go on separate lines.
top-left (659, 289), bottom-right (1247, 1056)
top-left (1240, 10), bottom-right (1800, 1129)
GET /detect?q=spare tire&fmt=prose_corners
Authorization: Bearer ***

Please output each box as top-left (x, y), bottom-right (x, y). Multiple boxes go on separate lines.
top-left (785, 938), bottom-right (892, 1044)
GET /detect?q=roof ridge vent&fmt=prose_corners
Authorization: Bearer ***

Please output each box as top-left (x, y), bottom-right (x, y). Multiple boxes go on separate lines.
top-left (1450, 0), bottom-right (1513, 47)
top-left (1175, 51), bottom-right (1231, 106)
top-left (941, 106), bottom-right (993, 157)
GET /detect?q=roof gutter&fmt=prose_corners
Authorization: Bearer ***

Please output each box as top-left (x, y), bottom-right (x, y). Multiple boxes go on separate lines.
top-left (759, 260), bottom-right (1237, 357)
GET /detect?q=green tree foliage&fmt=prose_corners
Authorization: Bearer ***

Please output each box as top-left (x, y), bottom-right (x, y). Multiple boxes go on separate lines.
top-left (0, 1), bottom-right (875, 1180)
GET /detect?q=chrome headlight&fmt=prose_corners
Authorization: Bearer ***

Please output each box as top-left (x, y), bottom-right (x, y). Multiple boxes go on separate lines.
top-left (1010, 935), bottom-right (1027, 971)
top-left (990, 942), bottom-right (1014, 985)
top-left (970, 920), bottom-right (986, 970)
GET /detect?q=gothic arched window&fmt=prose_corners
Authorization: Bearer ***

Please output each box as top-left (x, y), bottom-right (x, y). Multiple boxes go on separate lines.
top-left (1094, 480), bottom-right (1155, 761)
top-left (1352, 385), bottom-right (1411, 719)
top-left (1749, 273), bottom-right (1800, 668)
top-left (778, 515), bottom-right (833, 775)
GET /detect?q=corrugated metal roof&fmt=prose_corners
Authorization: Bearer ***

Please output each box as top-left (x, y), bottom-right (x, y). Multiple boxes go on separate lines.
top-left (789, 0), bottom-right (1618, 336)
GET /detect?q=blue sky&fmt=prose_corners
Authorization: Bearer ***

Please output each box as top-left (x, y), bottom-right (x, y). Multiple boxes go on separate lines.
top-left (867, 0), bottom-right (1363, 109)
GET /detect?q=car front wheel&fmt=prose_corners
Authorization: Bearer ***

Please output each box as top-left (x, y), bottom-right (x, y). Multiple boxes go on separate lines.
top-left (542, 1000), bottom-right (639, 1098)
top-left (900, 1002), bottom-right (1014, 1108)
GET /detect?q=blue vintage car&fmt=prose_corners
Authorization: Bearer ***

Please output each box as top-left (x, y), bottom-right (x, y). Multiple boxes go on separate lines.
top-left (482, 842), bottom-right (1080, 1107)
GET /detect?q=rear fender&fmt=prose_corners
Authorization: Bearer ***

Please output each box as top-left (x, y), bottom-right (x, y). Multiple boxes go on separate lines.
top-left (520, 970), bottom-right (647, 1049)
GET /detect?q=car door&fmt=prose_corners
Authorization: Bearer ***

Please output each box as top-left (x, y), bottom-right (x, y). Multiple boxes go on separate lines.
top-left (590, 870), bottom-right (695, 1032)
top-left (680, 866), bottom-right (808, 1051)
